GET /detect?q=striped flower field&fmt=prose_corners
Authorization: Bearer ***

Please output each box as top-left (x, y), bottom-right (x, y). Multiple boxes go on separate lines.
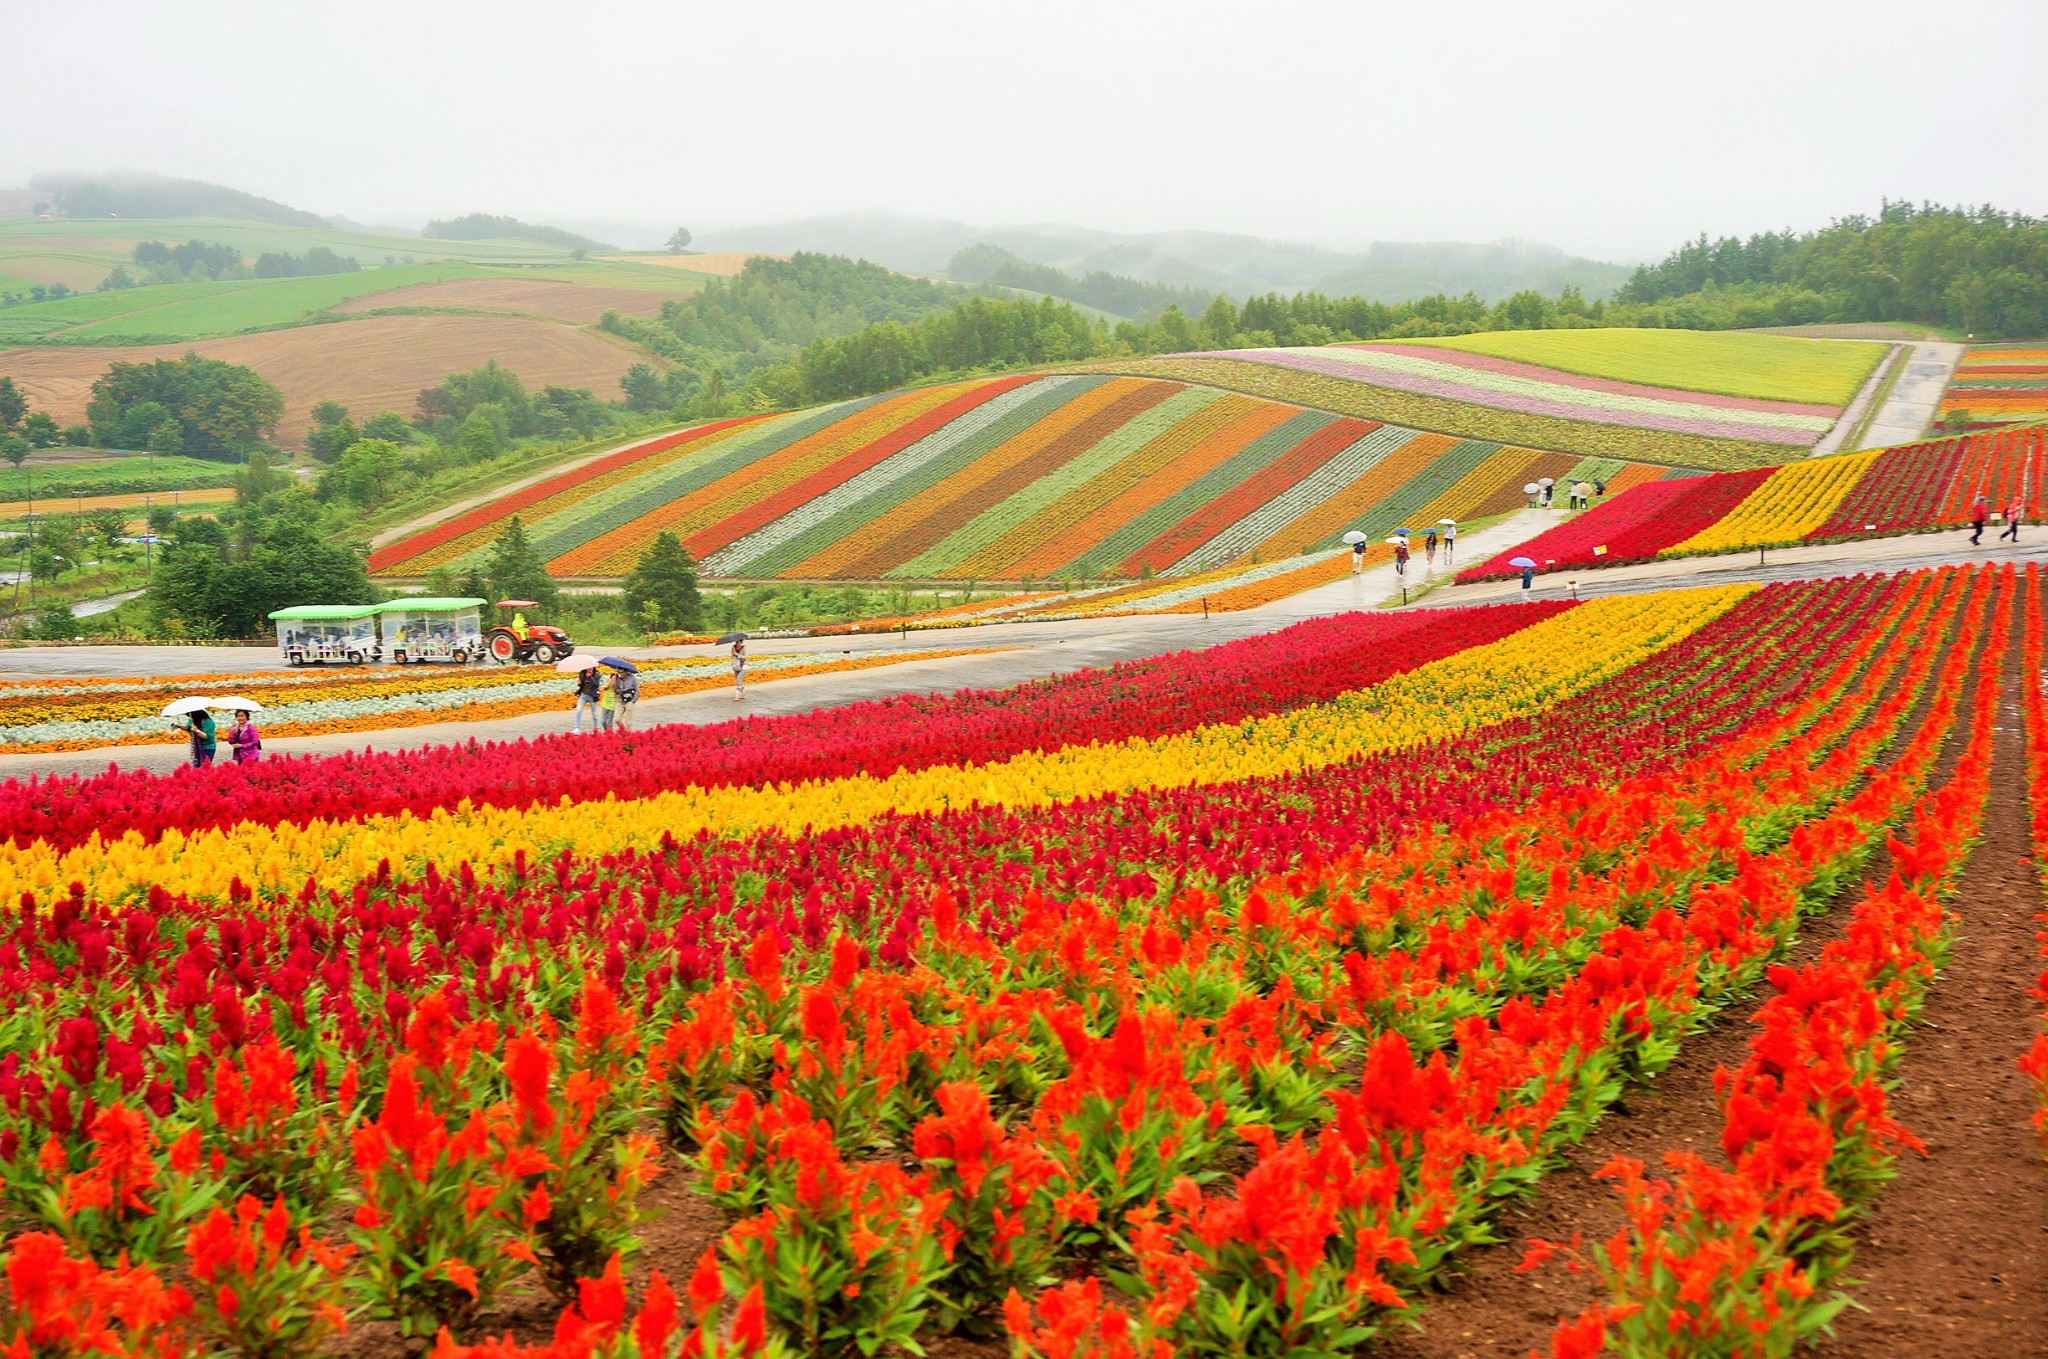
top-left (1940, 346), bottom-right (2048, 429)
top-left (1459, 425), bottom-right (2045, 580)
top-left (372, 375), bottom-right (1689, 582)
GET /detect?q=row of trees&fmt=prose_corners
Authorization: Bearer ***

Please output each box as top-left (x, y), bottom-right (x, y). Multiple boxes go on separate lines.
top-left (100, 240), bottom-right (362, 291)
top-left (1618, 203), bottom-right (2048, 337)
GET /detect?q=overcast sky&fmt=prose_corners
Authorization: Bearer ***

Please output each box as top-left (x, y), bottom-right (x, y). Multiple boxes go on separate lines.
top-left (12, 0), bottom-right (2045, 262)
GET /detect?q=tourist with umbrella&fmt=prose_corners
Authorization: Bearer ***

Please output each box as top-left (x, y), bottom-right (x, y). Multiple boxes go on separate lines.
top-left (163, 697), bottom-right (217, 768)
top-left (1441, 519), bottom-right (1458, 561)
top-left (1343, 529), bottom-right (1368, 573)
top-left (213, 696), bottom-right (265, 764)
top-left (720, 632), bottom-right (748, 701)
top-left (1422, 525), bottom-right (1440, 567)
top-left (556, 654), bottom-right (603, 732)
top-left (602, 657), bottom-right (641, 730)
top-left (1510, 555), bottom-right (1538, 597)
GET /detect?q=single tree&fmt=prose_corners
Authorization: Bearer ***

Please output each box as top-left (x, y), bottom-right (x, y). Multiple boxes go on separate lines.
top-left (620, 363), bottom-right (665, 412)
top-left (21, 412), bottom-right (60, 449)
top-left (485, 516), bottom-right (559, 613)
top-left (0, 378), bottom-right (24, 431)
top-left (359, 410), bottom-right (415, 444)
top-left (622, 531), bottom-right (703, 633)
top-left (665, 227), bottom-right (692, 254)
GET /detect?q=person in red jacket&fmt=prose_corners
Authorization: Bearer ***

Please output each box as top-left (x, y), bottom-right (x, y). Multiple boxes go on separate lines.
top-left (1999, 496), bottom-right (2023, 543)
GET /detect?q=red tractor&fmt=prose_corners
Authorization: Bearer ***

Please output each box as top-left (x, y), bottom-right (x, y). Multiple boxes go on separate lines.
top-left (484, 600), bottom-right (576, 665)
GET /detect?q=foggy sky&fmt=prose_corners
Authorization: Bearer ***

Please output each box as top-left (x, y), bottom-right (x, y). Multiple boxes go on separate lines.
top-left (11, 0), bottom-right (2045, 263)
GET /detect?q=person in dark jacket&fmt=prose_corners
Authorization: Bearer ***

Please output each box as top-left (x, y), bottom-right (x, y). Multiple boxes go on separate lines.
top-left (572, 665), bottom-right (601, 732)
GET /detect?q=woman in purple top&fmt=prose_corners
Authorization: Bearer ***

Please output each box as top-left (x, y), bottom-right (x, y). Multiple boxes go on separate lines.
top-left (225, 710), bottom-right (263, 764)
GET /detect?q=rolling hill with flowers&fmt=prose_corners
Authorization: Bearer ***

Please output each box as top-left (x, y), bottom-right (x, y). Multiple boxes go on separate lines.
top-left (370, 373), bottom-right (1696, 582)
top-left (1071, 327), bottom-right (1887, 471)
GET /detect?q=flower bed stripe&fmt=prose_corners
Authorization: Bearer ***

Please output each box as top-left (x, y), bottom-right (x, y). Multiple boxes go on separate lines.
top-left (953, 392), bottom-right (1268, 580)
top-left (0, 587), bottom-right (1741, 905)
top-left (893, 387), bottom-right (1224, 579)
top-left (811, 379), bottom-right (1178, 580)
top-left (1664, 450), bottom-right (1882, 555)
top-left (1243, 430), bottom-right (1454, 562)
top-left (1360, 342), bottom-right (1843, 417)
top-left (1205, 347), bottom-right (1826, 444)
top-left (684, 376), bottom-right (1040, 567)
top-left (992, 397), bottom-right (1297, 581)
top-left (1175, 424), bottom-right (1416, 572)
top-left (1064, 409), bottom-right (1337, 579)
top-left (1119, 416), bottom-right (1363, 576)
top-left (709, 378), bottom-right (1093, 578)
top-left (505, 401), bottom-right (883, 571)
top-left (1185, 422), bottom-right (1411, 566)
top-left (1069, 356), bottom-right (1784, 469)
top-left (367, 415), bottom-right (772, 574)
top-left (556, 384), bottom-right (977, 576)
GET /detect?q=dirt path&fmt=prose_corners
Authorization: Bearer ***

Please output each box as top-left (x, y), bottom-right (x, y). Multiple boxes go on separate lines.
top-left (1819, 639), bottom-right (2048, 1357)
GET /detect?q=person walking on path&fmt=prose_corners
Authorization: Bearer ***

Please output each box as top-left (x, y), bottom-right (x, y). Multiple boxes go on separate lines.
top-left (1594, 478), bottom-right (1607, 500)
top-left (179, 709), bottom-right (217, 768)
top-left (1443, 522), bottom-right (1457, 562)
top-left (1393, 539), bottom-right (1410, 578)
top-left (614, 666), bottom-right (639, 730)
top-left (572, 665), bottom-right (601, 732)
top-left (2000, 496), bottom-right (2022, 543)
top-left (225, 710), bottom-right (262, 764)
top-left (731, 636), bottom-right (748, 701)
top-left (597, 670), bottom-right (619, 731)
top-left (1519, 563), bottom-right (1536, 597)
top-left (1351, 539), bottom-right (1367, 574)
top-left (1970, 492), bottom-right (1990, 545)
top-left (1574, 481), bottom-right (1592, 510)
top-left (1423, 527), bottom-right (1439, 566)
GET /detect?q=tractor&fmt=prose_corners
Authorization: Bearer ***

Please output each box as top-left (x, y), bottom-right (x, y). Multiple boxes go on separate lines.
top-left (483, 600), bottom-right (575, 665)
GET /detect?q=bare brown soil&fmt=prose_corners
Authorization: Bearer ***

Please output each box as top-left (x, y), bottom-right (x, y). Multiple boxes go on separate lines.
top-left (1377, 619), bottom-right (1999, 1359)
top-left (0, 315), bottom-right (646, 444)
top-left (334, 278), bottom-right (682, 325)
top-left (606, 252), bottom-right (784, 276)
top-left (1820, 647), bottom-right (2048, 1357)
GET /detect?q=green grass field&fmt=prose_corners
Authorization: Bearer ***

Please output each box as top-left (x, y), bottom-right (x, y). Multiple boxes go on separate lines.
top-left (1396, 327), bottom-right (1887, 406)
top-left (0, 454), bottom-right (242, 498)
top-left (0, 262), bottom-right (497, 344)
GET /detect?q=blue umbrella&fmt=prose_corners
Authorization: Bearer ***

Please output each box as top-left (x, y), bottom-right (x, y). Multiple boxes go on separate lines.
top-left (1392, 527), bottom-right (1412, 536)
top-left (599, 655), bottom-right (639, 673)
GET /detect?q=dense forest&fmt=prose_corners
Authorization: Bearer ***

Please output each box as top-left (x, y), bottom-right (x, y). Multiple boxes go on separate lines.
top-left (597, 253), bottom-right (968, 397)
top-left (1618, 202), bottom-right (2047, 336)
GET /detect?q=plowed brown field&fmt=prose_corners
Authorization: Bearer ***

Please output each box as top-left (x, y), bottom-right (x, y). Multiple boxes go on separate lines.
top-left (334, 277), bottom-right (681, 324)
top-left (0, 315), bottom-right (647, 446)
top-left (606, 251), bottom-right (782, 276)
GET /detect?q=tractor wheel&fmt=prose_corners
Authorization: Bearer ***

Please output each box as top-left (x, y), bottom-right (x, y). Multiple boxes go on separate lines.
top-left (452, 649), bottom-right (467, 665)
top-left (532, 643), bottom-right (558, 664)
top-left (347, 650), bottom-right (364, 665)
top-left (489, 633), bottom-right (516, 664)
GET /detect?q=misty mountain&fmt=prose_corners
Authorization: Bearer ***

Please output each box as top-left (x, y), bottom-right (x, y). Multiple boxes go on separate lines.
top-left (30, 171), bottom-right (326, 228)
top-left (694, 213), bottom-right (1632, 302)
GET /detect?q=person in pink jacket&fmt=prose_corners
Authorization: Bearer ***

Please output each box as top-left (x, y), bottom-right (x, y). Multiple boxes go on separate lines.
top-left (225, 710), bottom-right (263, 764)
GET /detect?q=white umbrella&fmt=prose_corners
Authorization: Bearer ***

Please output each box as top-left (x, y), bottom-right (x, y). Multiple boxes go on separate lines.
top-left (161, 696), bottom-right (215, 717)
top-left (555, 655), bottom-right (602, 673)
top-left (1383, 536), bottom-right (1407, 545)
top-left (208, 696), bottom-right (265, 712)
top-left (1522, 483), bottom-right (1540, 495)
top-left (1341, 530), bottom-right (1368, 545)
top-left (1439, 519), bottom-right (1457, 526)
top-left (1538, 477), bottom-right (1556, 487)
